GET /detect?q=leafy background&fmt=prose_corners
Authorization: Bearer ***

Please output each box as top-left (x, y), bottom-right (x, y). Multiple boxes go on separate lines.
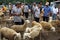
top-left (0, 0), bottom-right (55, 5)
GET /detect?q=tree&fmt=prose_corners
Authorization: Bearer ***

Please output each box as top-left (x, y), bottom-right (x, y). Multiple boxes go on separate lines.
top-left (0, 0), bottom-right (54, 4)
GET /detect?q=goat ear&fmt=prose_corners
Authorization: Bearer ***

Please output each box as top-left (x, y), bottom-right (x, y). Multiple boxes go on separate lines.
top-left (15, 33), bottom-right (21, 40)
top-left (14, 34), bottom-right (17, 40)
top-left (26, 20), bottom-right (30, 23)
top-left (51, 27), bottom-right (56, 32)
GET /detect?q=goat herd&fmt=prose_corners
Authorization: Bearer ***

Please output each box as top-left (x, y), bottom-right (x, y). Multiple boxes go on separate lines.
top-left (0, 16), bottom-right (60, 40)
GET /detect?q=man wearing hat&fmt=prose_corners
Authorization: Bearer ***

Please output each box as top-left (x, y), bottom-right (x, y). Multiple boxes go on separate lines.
top-left (43, 2), bottom-right (51, 22)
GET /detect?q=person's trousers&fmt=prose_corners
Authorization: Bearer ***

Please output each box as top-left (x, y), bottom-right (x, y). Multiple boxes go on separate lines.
top-left (14, 22), bottom-right (22, 25)
top-left (24, 12), bottom-right (29, 19)
top-left (34, 17), bottom-right (40, 22)
top-left (52, 14), bottom-right (57, 20)
top-left (43, 16), bottom-right (49, 22)
top-left (14, 19), bottom-right (24, 25)
top-left (9, 10), bottom-right (11, 16)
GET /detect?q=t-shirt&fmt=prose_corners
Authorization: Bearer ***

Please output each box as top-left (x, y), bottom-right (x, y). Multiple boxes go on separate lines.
top-left (43, 6), bottom-right (51, 17)
top-left (52, 7), bottom-right (58, 14)
top-left (9, 5), bottom-right (12, 10)
top-left (34, 7), bottom-right (40, 18)
top-left (32, 5), bottom-right (38, 12)
top-left (24, 5), bottom-right (29, 12)
top-left (11, 7), bottom-right (22, 22)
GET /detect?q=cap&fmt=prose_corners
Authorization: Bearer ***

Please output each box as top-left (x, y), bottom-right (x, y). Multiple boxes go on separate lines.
top-left (45, 2), bottom-right (49, 5)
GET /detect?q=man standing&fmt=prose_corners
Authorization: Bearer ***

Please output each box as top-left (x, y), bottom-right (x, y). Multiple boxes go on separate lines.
top-left (39, 1), bottom-right (44, 21)
top-left (24, 3), bottom-right (29, 19)
top-left (34, 3), bottom-right (41, 22)
top-left (52, 5), bottom-right (58, 20)
top-left (8, 3), bottom-right (12, 16)
top-left (43, 2), bottom-right (51, 22)
top-left (32, 2), bottom-right (38, 17)
top-left (11, 2), bottom-right (23, 25)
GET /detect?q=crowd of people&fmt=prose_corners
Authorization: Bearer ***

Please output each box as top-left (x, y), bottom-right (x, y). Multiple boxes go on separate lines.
top-left (1, 1), bottom-right (60, 25)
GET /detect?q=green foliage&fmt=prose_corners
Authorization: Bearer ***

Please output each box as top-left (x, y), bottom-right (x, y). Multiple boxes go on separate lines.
top-left (0, 0), bottom-right (54, 4)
